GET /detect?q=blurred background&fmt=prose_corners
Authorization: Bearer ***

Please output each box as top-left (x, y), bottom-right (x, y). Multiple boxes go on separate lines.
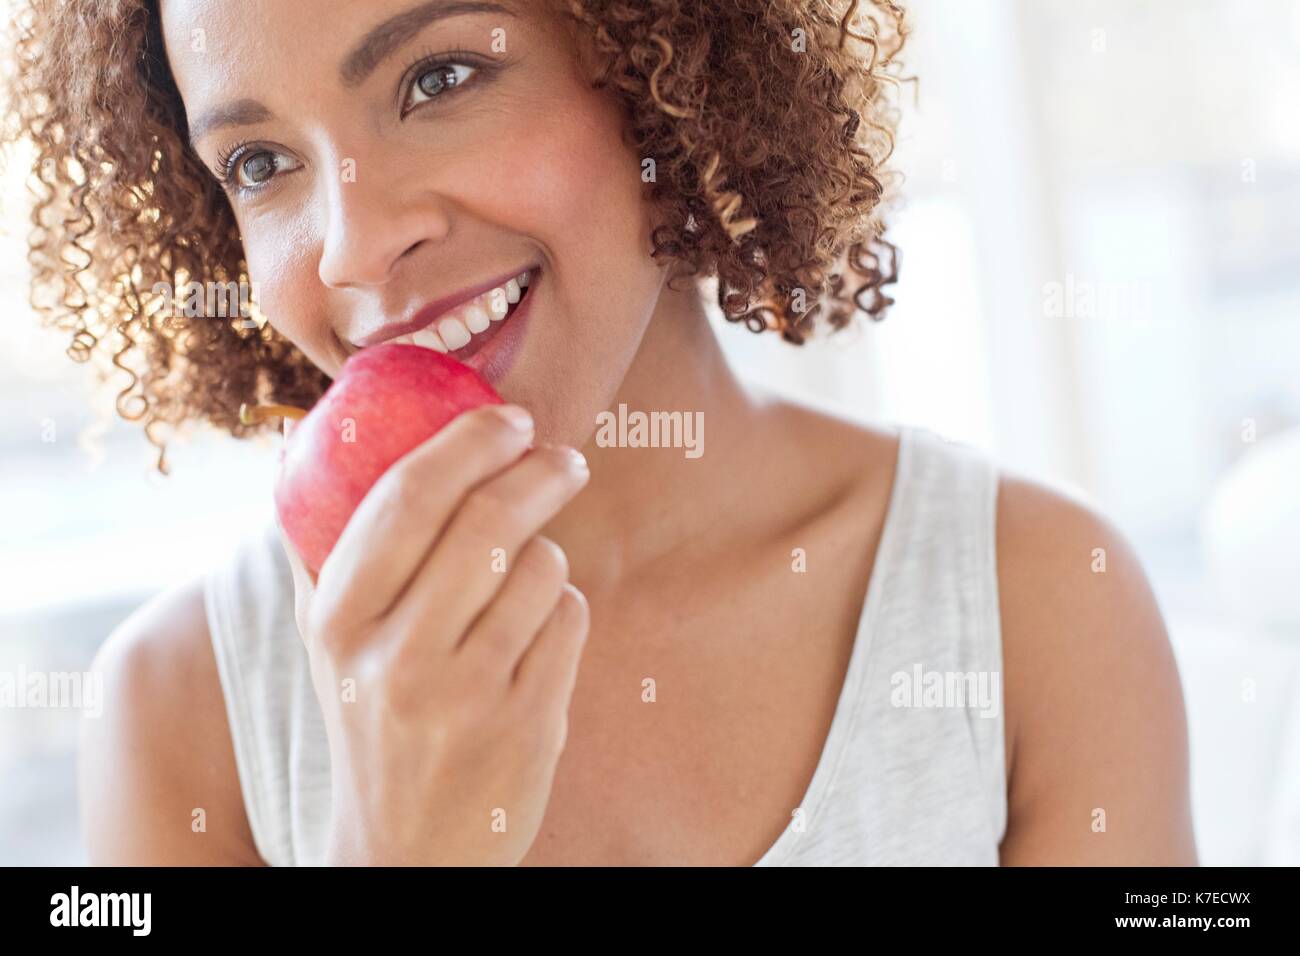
top-left (2, 0), bottom-right (1297, 865)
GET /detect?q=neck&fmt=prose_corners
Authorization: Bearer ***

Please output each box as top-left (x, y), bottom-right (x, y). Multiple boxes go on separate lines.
top-left (544, 277), bottom-right (766, 593)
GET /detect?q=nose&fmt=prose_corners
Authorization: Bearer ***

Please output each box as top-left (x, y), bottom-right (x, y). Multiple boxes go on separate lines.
top-left (316, 158), bottom-right (453, 289)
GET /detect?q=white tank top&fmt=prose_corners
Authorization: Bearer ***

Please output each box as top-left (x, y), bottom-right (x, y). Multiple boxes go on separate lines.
top-left (204, 425), bottom-right (1008, 866)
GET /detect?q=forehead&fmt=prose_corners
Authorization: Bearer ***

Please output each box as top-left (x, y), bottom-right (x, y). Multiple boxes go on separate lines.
top-left (160, 0), bottom-right (528, 99)
top-left (162, 0), bottom-right (340, 70)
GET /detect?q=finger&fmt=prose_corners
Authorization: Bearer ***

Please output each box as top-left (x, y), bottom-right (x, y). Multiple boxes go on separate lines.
top-left (390, 445), bottom-right (589, 648)
top-left (513, 584), bottom-right (590, 700)
top-left (313, 404), bottom-right (534, 632)
top-left (457, 535), bottom-right (569, 674)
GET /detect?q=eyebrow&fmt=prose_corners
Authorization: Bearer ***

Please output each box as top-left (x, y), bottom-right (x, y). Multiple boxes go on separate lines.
top-left (339, 0), bottom-right (514, 88)
top-left (187, 99), bottom-right (274, 151)
top-left (186, 1), bottom-right (513, 150)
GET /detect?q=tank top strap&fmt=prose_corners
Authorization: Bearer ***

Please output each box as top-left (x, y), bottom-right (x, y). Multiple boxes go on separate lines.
top-left (203, 520), bottom-right (331, 866)
top-left (860, 425), bottom-right (1008, 849)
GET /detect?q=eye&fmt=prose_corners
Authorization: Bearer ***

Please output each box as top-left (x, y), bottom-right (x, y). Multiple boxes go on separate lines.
top-left (236, 151), bottom-right (279, 187)
top-left (215, 143), bottom-right (301, 193)
top-left (402, 61), bottom-right (477, 115)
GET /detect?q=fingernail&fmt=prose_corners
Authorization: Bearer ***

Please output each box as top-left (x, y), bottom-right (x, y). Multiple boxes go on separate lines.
top-left (565, 447), bottom-right (589, 475)
top-left (495, 404), bottom-right (534, 434)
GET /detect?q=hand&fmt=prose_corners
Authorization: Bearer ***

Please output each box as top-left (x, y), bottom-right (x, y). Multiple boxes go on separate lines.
top-left (277, 404), bottom-right (590, 865)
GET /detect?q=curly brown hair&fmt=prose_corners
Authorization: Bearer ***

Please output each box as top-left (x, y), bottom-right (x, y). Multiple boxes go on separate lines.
top-left (3, 0), bottom-right (907, 472)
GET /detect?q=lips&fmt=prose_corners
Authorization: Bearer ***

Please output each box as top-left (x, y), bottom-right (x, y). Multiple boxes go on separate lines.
top-left (349, 266), bottom-right (538, 352)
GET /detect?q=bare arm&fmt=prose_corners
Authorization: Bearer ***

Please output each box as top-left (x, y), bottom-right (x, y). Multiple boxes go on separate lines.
top-left (996, 476), bottom-right (1197, 865)
top-left (78, 578), bottom-right (264, 865)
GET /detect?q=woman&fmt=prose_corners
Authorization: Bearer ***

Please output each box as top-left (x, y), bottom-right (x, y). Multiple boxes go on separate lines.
top-left (8, 0), bottom-right (1196, 865)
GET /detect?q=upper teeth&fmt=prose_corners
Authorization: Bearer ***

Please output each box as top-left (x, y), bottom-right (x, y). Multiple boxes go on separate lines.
top-left (387, 270), bottom-right (531, 352)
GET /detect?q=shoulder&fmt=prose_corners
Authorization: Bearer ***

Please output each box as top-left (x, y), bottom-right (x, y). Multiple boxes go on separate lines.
top-left (81, 576), bottom-right (262, 864)
top-left (993, 472), bottom-right (1197, 864)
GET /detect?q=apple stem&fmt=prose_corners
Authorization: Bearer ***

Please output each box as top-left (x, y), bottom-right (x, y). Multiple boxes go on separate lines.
top-left (239, 402), bottom-right (309, 426)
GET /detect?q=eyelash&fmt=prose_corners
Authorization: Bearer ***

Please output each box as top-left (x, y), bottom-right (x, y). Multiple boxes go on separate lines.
top-left (398, 46), bottom-right (494, 117)
top-left (211, 48), bottom-right (496, 194)
top-left (213, 140), bottom-right (258, 190)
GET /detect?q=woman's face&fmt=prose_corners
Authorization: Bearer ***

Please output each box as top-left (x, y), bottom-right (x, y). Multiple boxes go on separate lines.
top-left (163, 0), bottom-right (668, 446)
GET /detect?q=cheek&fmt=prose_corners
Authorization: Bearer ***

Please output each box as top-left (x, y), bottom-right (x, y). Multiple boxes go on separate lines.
top-left (485, 101), bottom-right (669, 447)
top-left (489, 86), bottom-right (656, 291)
top-left (242, 213), bottom-right (335, 367)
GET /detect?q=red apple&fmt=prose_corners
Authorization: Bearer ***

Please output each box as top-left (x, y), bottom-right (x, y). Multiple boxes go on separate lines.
top-left (248, 345), bottom-right (503, 574)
